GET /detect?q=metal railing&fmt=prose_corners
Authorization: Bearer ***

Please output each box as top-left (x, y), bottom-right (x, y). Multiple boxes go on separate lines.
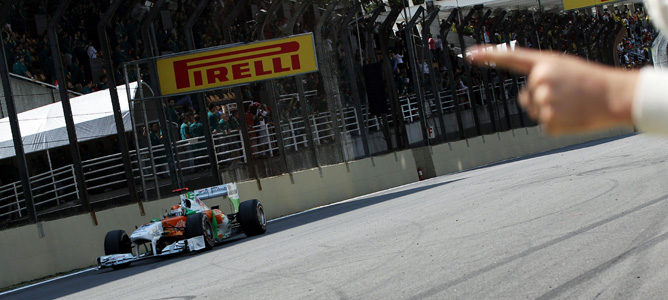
top-left (9, 72), bottom-right (83, 97)
top-left (0, 80), bottom-right (529, 220)
top-left (397, 77), bottom-right (528, 122)
top-left (0, 182), bottom-right (23, 218)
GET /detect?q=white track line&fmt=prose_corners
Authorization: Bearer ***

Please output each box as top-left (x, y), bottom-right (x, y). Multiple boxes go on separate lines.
top-left (0, 267), bottom-right (96, 296)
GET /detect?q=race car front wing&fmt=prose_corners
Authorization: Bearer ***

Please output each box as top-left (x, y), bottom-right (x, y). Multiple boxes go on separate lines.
top-left (97, 235), bottom-right (206, 269)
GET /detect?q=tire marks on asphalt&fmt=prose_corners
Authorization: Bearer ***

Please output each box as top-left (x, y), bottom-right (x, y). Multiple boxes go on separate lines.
top-left (409, 193), bottom-right (668, 299)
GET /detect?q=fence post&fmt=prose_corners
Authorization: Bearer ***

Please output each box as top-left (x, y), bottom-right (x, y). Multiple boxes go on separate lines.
top-left (314, 0), bottom-right (347, 162)
top-left (340, 8), bottom-right (370, 157)
top-left (255, 1), bottom-right (292, 176)
top-left (472, 9), bottom-right (499, 133)
top-left (98, 0), bottom-right (142, 212)
top-left (46, 150), bottom-right (60, 206)
top-left (488, 9), bottom-right (513, 130)
top-left (52, 168), bottom-right (59, 206)
top-left (440, 9), bottom-right (465, 139)
top-left (266, 125), bottom-right (274, 158)
top-left (283, 0), bottom-right (313, 35)
top-left (422, 7), bottom-right (448, 142)
top-left (353, 109), bottom-right (361, 135)
top-left (239, 130), bottom-right (247, 163)
top-left (312, 115), bottom-right (320, 145)
top-left (378, 6), bottom-right (408, 149)
top-left (288, 119), bottom-right (298, 151)
top-left (71, 165), bottom-right (79, 199)
top-left (183, 0), bottom-right (221, 185)
top-left (220, 0), bottom-right (248, 42)
top-left (403, 6), bottom-right (430, 144)
top-left (1, 12), bottom-right (37, 223)
top-left (456, 8), bottom-right (483, 136)
top-left (48, 0), bottom-right (96, 225)
top-left (140, 0), bottom-right (181, 190)
top-left (136, 66), bottom-right (161, 200)
top-left (13, 183), bottom-right (21, 217)
top-left (296, 76), bottom-right (321, 168)
top-left (512, 22), bottom-right (528, 128)
top-left (212, 133), bottom-right (220, 165)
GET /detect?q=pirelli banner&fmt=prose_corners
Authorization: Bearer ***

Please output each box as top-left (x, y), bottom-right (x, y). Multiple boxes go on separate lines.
top-left (563, 0), bottom-right (619, 10)
top-left (156, 33), bottom-right (318, 96)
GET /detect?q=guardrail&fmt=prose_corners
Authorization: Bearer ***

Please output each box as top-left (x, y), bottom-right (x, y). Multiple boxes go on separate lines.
top-left (9, 72), bottom-right (84, 97)
top-left (0, 182), bottom-right (23, 218)
top-left (398, 77), bottom-right (527, 122)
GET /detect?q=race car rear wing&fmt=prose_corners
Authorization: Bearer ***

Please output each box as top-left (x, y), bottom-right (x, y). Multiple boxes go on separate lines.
top-left (188, 183), bottom-right (241, 213)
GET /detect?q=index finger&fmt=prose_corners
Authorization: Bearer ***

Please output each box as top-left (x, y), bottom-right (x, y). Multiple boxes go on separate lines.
top-left (468, 46), bottom-right (545, 74)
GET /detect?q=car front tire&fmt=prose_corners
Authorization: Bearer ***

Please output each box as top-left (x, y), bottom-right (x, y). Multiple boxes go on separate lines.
top-left (185, 212), bottom-right (215, 249)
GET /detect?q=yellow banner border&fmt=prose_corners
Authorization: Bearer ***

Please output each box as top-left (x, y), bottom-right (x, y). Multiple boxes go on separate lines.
top-left (151, 33), bottom-right (319, 97)
top-left (563, 0), bottom-right (624, 11)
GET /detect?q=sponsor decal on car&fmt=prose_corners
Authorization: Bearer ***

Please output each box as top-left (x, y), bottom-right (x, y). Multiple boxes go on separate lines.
top-left (194, 188), bottom-right (209, 198)
top-left (209, 185), bottom-right (227, 198)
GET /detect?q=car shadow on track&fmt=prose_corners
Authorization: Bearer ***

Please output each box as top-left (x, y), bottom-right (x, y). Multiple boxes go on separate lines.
top-left (1, 179), bottom-right (463, 300)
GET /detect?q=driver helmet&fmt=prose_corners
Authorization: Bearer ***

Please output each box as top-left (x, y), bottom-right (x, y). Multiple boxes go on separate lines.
top-left (169, 205), bottom-right (183, 217)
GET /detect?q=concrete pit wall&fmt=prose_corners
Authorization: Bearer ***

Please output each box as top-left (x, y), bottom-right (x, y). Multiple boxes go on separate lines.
top-left (0, 126), bottom-right (634, 288)
top-left (0, 76), bottom-right (61, 117)
top-left (427, 126), bottom-right (634, 177)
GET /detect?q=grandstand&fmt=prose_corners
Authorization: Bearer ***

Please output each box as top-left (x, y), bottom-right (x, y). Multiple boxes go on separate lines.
top-left (0, 0), bottom-right (652, 230)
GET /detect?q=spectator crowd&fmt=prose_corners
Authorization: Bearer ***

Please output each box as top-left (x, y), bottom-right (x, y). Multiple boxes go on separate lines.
top-left (350, 4), bottom-right (660, 106)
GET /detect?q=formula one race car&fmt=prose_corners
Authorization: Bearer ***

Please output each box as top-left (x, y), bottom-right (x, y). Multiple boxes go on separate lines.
top-left (97, 183), bottom-right (266, 269)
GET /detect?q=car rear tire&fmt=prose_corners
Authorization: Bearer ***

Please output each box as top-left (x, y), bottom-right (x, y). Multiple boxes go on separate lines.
top-left (104, 230), bottom-right (131, 255)
top-left (238, 199), bottom-right (267, 236)
top-left (185, 212), bottom-right (215, 249)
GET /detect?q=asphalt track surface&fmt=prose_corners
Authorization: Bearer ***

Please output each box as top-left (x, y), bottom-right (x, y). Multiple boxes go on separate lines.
top-left (5, 133), bottom-right (668, 299)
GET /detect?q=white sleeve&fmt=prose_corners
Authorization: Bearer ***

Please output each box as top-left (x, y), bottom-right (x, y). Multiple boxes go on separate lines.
top-left (645, 0), bottom-right (668, 36)
top-left (632, 67), bottom-right (668, 134)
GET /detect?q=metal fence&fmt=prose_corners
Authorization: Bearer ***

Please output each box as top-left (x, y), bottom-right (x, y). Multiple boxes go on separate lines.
top-left (0, 73), bottom-right (529, 221)
top-left (0, 0), bottom-right (561, 228)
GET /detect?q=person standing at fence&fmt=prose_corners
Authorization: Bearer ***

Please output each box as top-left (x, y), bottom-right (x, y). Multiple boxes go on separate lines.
top-left (435, 35), bottom-right (444, 62)
top-left (219, 113), bottom-right (230, 135)
top-left (12, 56), bottom-right (32, 79)
top-left (246, 104), bottom-right (258, 153)
top-left (168, 99), bottom-right (179, 124)
top-left (145, 123), bottom-right (163, 146)
top-left (180, 113), bottom-right (193, 140)
top-left (228, 110), bottom-right (242, 160)
top-left (190, 114), bottom-right (204, 138)
top-left (229, 111), bottom-right (240, 131)
top-left (143, 122), bottom-right (166, 174)
top-left (207, 103), bottom-right (220, 133)
top-left (428, 34), bottom-right (437, 61)
top-left (189, 114), bottom-right (207, 167)
top-left (257, 114), bottom-right (269, 157)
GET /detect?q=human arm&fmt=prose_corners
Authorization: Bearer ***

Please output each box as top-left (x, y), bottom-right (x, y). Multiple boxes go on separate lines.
top-left (468, 47), bottom-right (651, 135)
